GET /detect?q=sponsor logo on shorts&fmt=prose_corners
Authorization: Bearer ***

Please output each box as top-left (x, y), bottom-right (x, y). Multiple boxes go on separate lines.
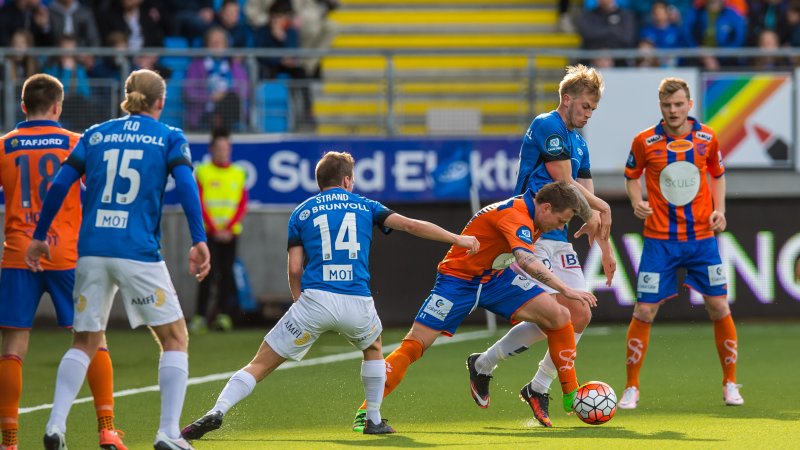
top-left (637, 272), bottom-right (659, 294)
top-left (155, 288), bottom-right (166, 307)
top-left (131, 289), bottom-right (167, 307)
top-left (75, 295), bottom-right (87, 313)
top-left (283, 318), bottom-right (304, 340)
top-left (422, 294), bottom-right (453, 321)
top-left (511, 274), bottom-right (535, 291)
top-left (96, 209), bottom-right (129, 229)
top-left (294, 331), bottom-right (311, 346)
top-left (323, 264), bottom-right (353, 281)
top-left (708, 264), bottom-right (727, 286)
top-left (646, 134), bottom-right (663, 146)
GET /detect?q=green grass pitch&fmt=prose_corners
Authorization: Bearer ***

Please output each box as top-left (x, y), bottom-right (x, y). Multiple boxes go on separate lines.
top-left (16, 322), bottom-right (800, 449)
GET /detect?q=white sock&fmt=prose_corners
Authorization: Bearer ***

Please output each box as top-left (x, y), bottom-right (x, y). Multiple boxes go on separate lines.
top-left (361, 359), bottom-right (386, 425)
top-left (158, 351), bottom-right (189, 439)
top-left (475, 322), bottom-right (546, 374)
top-left (212, 369), bottom-right (257, 415)
top-left (530, 332), bottom-right (583, 393)
top-left (47, 348), bottom-right (91, 432)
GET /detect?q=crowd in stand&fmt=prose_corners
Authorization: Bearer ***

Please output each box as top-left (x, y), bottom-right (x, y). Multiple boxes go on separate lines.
top-left (567, 0), bottom-right (800, 69)
top-left (0, 0), bottom-right (337, 130)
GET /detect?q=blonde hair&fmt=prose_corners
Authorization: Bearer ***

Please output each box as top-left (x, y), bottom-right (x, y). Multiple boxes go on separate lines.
top-left (658, 77), bottom-right (691, 100)
top-left (120, 69), bottom-right (165, 114)
top-left (558, 64), bottom-right (604, 99)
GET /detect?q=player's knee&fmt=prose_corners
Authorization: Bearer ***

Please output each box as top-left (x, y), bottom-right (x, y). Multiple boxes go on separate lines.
top-left (542, 304), bottom-right (571, 330)
top-left (570, 303), bottom-right (592, 331)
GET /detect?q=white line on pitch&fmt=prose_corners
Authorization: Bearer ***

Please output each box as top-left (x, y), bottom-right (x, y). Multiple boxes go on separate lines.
top-left (20, 329), bottom-right (494, 414)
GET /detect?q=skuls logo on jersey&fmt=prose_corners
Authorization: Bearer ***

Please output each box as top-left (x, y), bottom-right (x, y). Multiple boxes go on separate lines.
top-left (299, 210), bottom-right (310, 221)
top-left (708, 264), bottom-right (727, 286)
top-left (544, 134), bottom-right (565, 156)
top-left (422, 294), bottom-right (453, 321)
top-left (659, 161), bottom-right (700, 206)
top-left (516, 226), bottom-right (533, 244)
top-left (626, 152), bottom-right (636, 169)
top-left (89, 132), bottom-right (103, 146)
top-left (491, 253), bottom-right (515, 270)
top-left (646, 134), bottom-right (663, 146)
top-left (638, 272), bottom-right (659, 294)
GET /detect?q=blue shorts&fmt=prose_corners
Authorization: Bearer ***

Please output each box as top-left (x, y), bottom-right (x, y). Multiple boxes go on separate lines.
top-left (0, 268), bottom-right (75, 328)
top-left (636, 237), bottom-right (727, 303)
top-left (415, 269), bottom-right (547, 336)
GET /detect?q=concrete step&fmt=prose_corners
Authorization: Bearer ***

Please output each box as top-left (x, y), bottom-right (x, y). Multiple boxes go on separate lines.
top-left (329, 9), bottom-right (557, 27)
top-left (332, 33), bottom-right (579, 49)
top-left (321, 54), bottom-right (569, 73)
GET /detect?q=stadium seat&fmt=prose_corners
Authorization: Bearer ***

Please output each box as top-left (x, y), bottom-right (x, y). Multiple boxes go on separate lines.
top-left (161, 36), bottom-right (191, 73)
top-left (258, 81), bottom-right (290, 133)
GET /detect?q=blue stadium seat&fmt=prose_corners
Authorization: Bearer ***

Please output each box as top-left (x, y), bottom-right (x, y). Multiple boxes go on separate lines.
top-left (258, 81), bottom-right (290, 133)
top-left (162, 82), bottom-right (185, 129)
top-left (162, 36), bottom-right (191, 73)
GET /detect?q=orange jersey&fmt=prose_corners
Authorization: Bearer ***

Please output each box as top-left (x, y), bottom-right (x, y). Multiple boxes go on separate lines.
top-left (438, 191), bottom-right (542, 282)
top-left (625, 118), bottom-right (725, 241)
top-left (0, 120), bottom-right (81, 269)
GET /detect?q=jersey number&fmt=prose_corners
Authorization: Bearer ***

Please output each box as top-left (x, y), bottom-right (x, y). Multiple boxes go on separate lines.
top-left (313, 213), bottom-right (361, 260)
top-left (101, 149), bottom-right (143, 205)
top-left (15, 153), bottom-right (61, 208)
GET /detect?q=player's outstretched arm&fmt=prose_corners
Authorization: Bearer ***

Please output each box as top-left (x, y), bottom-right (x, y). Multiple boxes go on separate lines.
top-left (513, 249), bottom-right (597, 307)
top-left (383, 213), bottom-right (479, 254)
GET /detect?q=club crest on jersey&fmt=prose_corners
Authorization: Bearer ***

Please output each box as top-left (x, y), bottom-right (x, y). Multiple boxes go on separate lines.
top-left (645, 134), bottom-right (663, 146)
top-left (89, 132), bottom-right (103, 146)
top-left (696, 143), bottom-right (707, 156)
top-left (10, 138), bottom-right (18, 148)
top-left (544, 134), bottom-right (565, 156)
top-left (516, 226), bottom-right (533, 244)
top-left (299, 210), bottom-right (310, 221)
top-left (666, 139), bottom-right (693, 153)
top-left (695, 131), bottom-right (712, 142)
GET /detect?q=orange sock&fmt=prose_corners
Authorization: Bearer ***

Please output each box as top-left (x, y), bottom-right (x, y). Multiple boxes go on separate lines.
top-left (713, 314), bottom-right (738, 385)
top-left (625, 316), bottom-right (652, 389)
top-left (0, 354), bottom-right (22, 446)
top-left (87, 347), bottom-right (115, 430)
top-left (358, 338), bottom-right (424, 410)
top-left (544, 323), bottom-right (578, 394)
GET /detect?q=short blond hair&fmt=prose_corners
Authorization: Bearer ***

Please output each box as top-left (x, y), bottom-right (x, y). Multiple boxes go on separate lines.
top-left (559, 64), bottom-right (604, 99)
top-left (658, 77), bottom-right (691, 100)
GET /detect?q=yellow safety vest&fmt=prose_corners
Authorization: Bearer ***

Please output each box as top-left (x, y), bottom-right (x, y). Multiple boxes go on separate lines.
top-left (195, 162), bottom-right (247, 235)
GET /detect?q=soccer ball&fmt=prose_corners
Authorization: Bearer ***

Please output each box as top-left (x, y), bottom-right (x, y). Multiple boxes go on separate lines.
top-left (572, 381), bottom-right (617, 425)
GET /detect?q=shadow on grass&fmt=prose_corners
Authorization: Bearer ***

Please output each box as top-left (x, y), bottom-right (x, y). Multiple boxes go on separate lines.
top-left (426, 426), bottom-right (722, 443)
top-left (197, 434), bottom-right (437, 447)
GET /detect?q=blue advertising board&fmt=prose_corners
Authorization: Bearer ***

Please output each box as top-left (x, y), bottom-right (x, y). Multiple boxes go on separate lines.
top-left (164, 137), bottom-right (522, 205)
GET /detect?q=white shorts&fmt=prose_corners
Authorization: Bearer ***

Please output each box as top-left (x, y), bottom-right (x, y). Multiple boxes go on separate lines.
top-left (73, 256), bottom-right (184, 332)
top-left (265, 289), bottom-right (382, 361)
top-left (529, 239), bottom-right (586, 294)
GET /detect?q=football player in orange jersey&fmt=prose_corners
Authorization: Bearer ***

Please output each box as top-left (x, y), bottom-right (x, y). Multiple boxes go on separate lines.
top-left (0, 74), bottom-right (126, 450)
top-left (619, 77), bottom-right (742, 409)
top-left (350, 181), bottom-right (599, 431)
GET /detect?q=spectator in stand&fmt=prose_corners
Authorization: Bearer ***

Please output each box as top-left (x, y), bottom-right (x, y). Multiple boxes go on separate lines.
top-left (132, 53), bottom-right (174, 79)
top-left (0, 0), bottom-right (54, 47)
top-left (636, 39), bottom-right (662, 67)
top-left (216, 0), bottom-right (254, 48)
top-left (752, 29), bottom-right (791, 69)
top-left (184, 26), bottom-right (249, 131)
top-left (88, 31), bottom-right (128, 80)
top-left (167, 0), bottom-right (215, 42)
top-left (577, 0), bottom-right (638, 53)
top-left (96, 0), bottom-right (166, 51)
top-left (254, 1), bottom-right (306, 79)
top-left (4, 30), bottom-right (40, 86)
top-left (786, 0), bottom-right (800, 47)
top-left (683, 0), bottom-right (748, 68)
top-left (49, 0), bottom-right (101, 47)
top-left (748, 0), bottom-right (789, 45)
top-left (246, 0), bottom-right (338, 77)
top-left (640, 1), bottom-right (689, 50)
top-left (43, 34), bottom-right (99, 131)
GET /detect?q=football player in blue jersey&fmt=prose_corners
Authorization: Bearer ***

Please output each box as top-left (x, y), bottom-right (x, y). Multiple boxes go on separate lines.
top-left (466, 65), bottom-right (617, 427)
top-left (26, 69), bottom-right (211, 450)
top-left (180, 151), bottom-right (479, 439)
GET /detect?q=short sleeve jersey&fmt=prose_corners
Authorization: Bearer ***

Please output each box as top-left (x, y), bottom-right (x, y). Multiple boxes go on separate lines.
top-left (438, 190), bottom-right (542, 283)
top-left (287, 187), bottom-right (395, 297)
top-left (64, 114), bottom-right (193, 262)
top-left (514, 111), bottom-right (591, 242)
top-left (0, 121), bottom-right (81, 270)
top-left (625, 117), bottom-right (725, 241)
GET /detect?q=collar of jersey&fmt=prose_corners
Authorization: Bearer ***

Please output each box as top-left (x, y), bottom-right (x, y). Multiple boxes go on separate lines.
top-left (17, 119), bottom-right (61, 129)
top-left (654, 116), bottom-right (701, 136)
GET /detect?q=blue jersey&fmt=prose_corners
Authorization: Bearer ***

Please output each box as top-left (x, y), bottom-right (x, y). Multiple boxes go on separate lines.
top-left (287, 187), bottom-right (394, 297)
top-left (64, 114), bottom-right (193, 262)
top-left (514, 111), bottom-right (591, 241)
